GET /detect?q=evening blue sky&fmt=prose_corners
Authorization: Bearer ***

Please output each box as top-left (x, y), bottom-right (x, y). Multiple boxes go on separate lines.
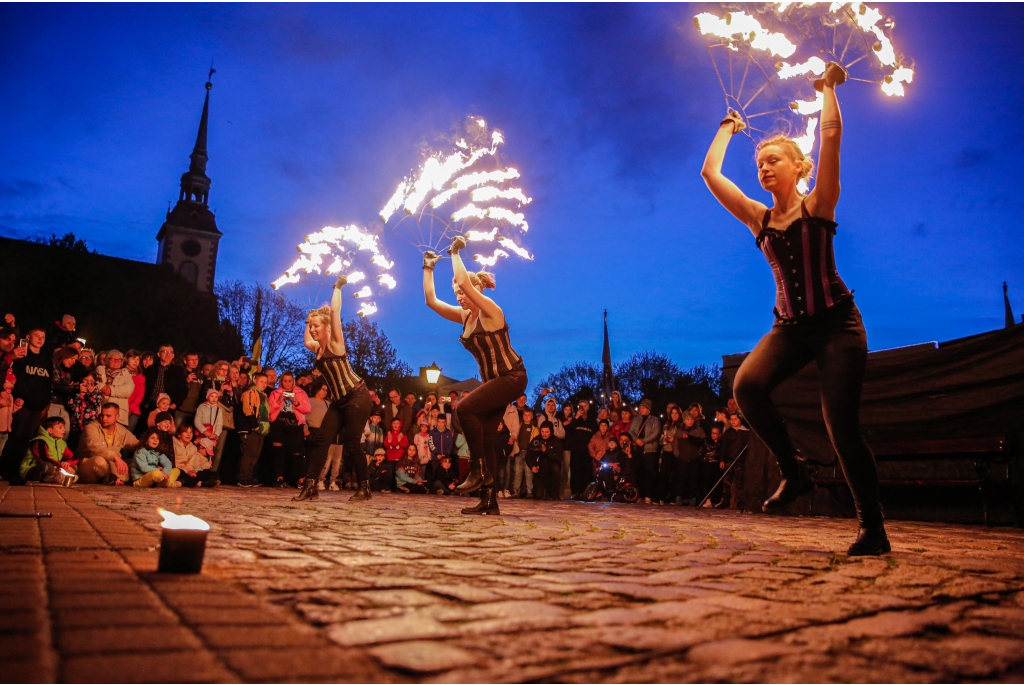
top-left (1, 3), bottom-right (1022, 385)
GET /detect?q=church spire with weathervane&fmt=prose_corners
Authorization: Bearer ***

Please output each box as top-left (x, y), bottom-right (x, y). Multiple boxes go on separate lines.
top-left (156, 68), bottom-right (222, 293)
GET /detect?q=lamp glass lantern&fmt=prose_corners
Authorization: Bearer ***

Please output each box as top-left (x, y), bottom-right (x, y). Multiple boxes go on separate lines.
top-left (425, 362), bottom-right (442, 385)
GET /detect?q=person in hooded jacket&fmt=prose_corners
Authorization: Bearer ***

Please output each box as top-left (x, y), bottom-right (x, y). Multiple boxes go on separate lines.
top-left (568, 400), bottom-right (597, 498)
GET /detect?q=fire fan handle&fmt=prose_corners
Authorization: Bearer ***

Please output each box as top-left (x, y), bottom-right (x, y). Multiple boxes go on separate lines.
top-left (814, 61), bottom-right (848, 92)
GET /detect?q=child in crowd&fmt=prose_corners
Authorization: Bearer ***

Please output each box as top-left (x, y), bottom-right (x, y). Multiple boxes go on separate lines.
top-left (430, 455), bottom-right (459, 495)
top-left (362, 411), bottom-right (384, 461)
top-left (131, 429), bottom-right (180, 488)
top-left (0, 370), bottom-right (22, 457)
top-left (153, 411), bottom-right (176, 456)
top-left (66, 372), bottom-right (104, 448)
top-left (367, 448), bottom-right (390, 492)
top-left (147, 393), bottom-right (172, 427)
top-left (383, 417), bottom-right (408, 491)
top-left (193, 388), bottom-right (223, 459)
top-left (172, 424), bottom-right (220, 488)
top-left (414, 421), bottom-right (432, 466)
top-left (19, 416), bottom-right (79, 485)
top-left (395, 445), bottom-right (427, 494)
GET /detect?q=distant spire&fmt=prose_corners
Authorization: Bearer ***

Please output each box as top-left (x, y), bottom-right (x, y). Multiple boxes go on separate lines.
top-left (178, 72), bottom-right (213, 206)
top-left (1004, 282), bottom-right (1016, 328)
top-left (601, 309), bottom-right (615, 400)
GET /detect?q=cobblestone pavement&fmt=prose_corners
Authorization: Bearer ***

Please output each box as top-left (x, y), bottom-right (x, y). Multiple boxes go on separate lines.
top-left (4, 483), bottom-right (1024, 683)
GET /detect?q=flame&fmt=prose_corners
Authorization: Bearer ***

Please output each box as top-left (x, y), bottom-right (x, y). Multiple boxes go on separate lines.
top-left (271, 224), bottom-right (394, 315)
top-left (473, 248), bottom-right (510, 266)
top-left (695, 11), bottom-right (797, 58)
top-left (776, 56), bottom-right (826, 79)
top-left (789, 91), bottom-right (824, 115)
top-left (377, 274), bottom-right (397, 289)
top-left (357, 302), bottom-right (378, 317)
top-left (498, 238), bottom-right (533, 260)
top-left (466, 227), bottom-right (500, 242)
top-left (881, 65), bottom-right (914, 97)
top-left (451, 204), bottom-right (529, 232)
top-left (352, 285), bottom-right (372, 298)
top-left (793, 117), bottom-right (818, 155)
top-left (470, 186), bottom-right (532, 205)
top-left (158, 507), bottom-right (210, 531)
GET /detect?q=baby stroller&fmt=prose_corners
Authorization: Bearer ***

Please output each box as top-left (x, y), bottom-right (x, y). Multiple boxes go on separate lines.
top-left (582, 461), bottom-right (640, 503)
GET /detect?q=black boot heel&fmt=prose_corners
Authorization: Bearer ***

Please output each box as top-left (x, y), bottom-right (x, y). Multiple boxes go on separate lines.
top-left (461, 487), bottom-right (499, 515)
top-left (847, 525), bottom-right (890, 556)
top-left (292, 478), bottom-right (320, 502)
top-left (762, 465), bottom-right (813, 512)
top-left (349, 480), bottom-right (372, 502)
top-left (455, 458), bottom-right (486, 494)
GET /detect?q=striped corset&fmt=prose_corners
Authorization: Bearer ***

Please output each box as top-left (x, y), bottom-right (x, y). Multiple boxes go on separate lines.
top-left (460, 324), bottom-right (524, 383)
top-left (315, 350), bottom-right (363, 401)
top-left (757, 206), bottom-right (851, 323)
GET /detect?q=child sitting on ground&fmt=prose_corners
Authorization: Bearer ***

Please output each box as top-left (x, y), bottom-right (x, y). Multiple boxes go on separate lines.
top-left (147, 393), bottom-right (172, 428)
top-left (367, 448), bottom-right (390, 492)
top-left (131, 429), bottom-right (180, 488)
top-left (172, 425), bottom-right (221, 488)
top-left (394, 445), bottom-right (427, 494)
top-left (19, 416), bottom-right (79, 485)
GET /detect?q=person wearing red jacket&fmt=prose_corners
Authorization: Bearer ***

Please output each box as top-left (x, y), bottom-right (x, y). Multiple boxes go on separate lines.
top-left (267, 371), bottom-right (312, 488)
top-left (382, 417), bottom-right (408, 492)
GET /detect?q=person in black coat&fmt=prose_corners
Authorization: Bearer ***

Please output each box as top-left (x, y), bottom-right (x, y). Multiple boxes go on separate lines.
top-left (428, 455), bottom-right (460, 495)
top-left (142, 345), bottom-right (188, 416)
top-left (567, 400), bottom-right (597, 498)
top-left (533, 422), bottom-right (563, 501)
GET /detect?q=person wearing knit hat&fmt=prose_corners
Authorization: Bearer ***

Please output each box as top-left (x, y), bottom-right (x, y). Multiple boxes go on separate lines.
top-left (629, 398), bottom-right (661, 504)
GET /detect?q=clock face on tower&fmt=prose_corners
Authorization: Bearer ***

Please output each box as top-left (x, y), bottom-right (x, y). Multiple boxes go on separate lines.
top-left (182, 239), bottom-right (202, 257)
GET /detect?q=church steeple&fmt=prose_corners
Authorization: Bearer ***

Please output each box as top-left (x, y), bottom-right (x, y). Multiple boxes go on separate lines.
top-left (156, 70), bottom-right (222, 293)
top-left (1005, 282), bottom-right (1016, 329)
top-left (179, 71), bottom-right (213, 205)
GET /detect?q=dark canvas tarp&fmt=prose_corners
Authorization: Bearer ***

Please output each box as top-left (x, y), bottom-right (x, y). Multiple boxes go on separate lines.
top-left (722, 324), bottom-right (1024, 523)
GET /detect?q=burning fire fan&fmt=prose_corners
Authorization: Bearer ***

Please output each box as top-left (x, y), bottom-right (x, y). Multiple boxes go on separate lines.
top-left (694, 2), bottom-right (914, 189)
top-left (271, 224), bottom-right (396, 317)
top-left (379, 116), bottom-right (533, 269)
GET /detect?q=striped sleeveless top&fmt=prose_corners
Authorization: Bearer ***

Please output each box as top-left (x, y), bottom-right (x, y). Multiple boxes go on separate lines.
top-left (756, 200), bottom-right (851, 324)
top-left (315, 349), bottom-right (363, 401)
top-left (460, 319), bottom-right (524, 383)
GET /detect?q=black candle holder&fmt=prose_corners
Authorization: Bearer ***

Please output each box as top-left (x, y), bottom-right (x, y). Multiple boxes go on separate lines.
top-left (157, 508), bottom-right (210, 574)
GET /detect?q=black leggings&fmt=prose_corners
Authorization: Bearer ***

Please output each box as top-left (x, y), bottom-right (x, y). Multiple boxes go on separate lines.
top-left (455, 370), bottom-right (527, 482)
top-left (306, 384), bottom-right (372, 483)
top-left (732, 301), bottom-right (881, 528)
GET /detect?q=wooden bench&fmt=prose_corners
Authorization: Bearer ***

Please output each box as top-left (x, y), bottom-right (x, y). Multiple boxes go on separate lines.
top-left (812, 437), bottom-right (1008, 525)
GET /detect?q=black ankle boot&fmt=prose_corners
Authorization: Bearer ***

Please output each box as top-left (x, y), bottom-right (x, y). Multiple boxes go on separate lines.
top-left (762, 463), bottom-right (813, 512)
top-left (455, 458), bottom-right (491, 494)
top-left (461, 487), bottom-right (499, 515)
top-left (292, 478), bottom-right (319, 502)
top-left (349, 480), bottom-right (372, 502)
top-left (847, 525), bottom-right (890, 556)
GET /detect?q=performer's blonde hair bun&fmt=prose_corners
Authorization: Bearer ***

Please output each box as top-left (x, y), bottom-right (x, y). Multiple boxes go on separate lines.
top-left (473, 271), bottom-right (496, 290)
top-left (756, 135), bottom-right (815, 182)
top-left (306, 305), bottom-right (332, 326)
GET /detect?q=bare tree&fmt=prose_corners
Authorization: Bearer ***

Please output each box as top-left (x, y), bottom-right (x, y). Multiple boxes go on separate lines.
top-left (215, 281), bottom-right (310, 371)
top-left (531, 362), bottom-right (603, 404)
top-left (341, 317), bottom-right (413, 388)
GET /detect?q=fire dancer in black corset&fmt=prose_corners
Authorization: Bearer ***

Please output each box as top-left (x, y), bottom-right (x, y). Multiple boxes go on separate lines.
top-left (700, 62), bottom-right (888, 556)
top-left (422, 236), bottom-right (528, 515)
top-left (294, 275), bottom-right (373, 502)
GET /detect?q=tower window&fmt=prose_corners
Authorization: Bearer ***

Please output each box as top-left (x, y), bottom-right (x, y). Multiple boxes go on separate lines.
top-left (181, 240), bottom-right (202, 257)
top-left (179, 261), bottom-right (199, 285)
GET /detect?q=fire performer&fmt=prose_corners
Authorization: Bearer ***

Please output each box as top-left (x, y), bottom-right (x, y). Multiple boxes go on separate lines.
top-left (700, 62), bottom-right (888, 556)
top-left (422, 236), bottom-right (527, 515)
top-left (294, 276), bottom-right (373, 502)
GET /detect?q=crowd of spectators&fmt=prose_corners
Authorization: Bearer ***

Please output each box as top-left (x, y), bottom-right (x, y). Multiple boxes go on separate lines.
top-left (0, 311), bottom-right (751, 508)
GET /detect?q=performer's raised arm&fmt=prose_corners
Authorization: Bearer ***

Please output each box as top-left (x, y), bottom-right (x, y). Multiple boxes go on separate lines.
top-left (422, 251), bottom-right (464, 324)
top-left (701, 111), bottom-right (765, 235)
top-left (449, 236), bottom-right (504, 328)
top-left (329, 276), bottom-right (347, 355)
top-left (807, 62), bottom-right (846, 220)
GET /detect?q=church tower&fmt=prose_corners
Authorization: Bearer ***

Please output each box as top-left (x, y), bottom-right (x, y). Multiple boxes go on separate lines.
top-left (156, 71), bottom-right (221, 293)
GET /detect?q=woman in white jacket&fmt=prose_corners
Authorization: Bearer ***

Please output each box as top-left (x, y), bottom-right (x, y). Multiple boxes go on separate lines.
top-left (172, 424), bottom-right (220, 488)
top-left (96, 350), bottom-right (136, 426)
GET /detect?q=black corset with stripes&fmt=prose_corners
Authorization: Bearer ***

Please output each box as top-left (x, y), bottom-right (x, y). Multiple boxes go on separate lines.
top-left (460, 324), bottom-right (524, 382)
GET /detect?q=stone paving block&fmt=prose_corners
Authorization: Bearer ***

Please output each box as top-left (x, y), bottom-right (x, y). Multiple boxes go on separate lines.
top-left (56, 624), bottom-right (204, 655)
top-left (61, 649), bottom-right (236, 683)
top-left (193, 624), bottom-right (323, 649)
top-left (369, 639), bottom-right (479, 673)
top-left (219, 645), bottom-right (381, 681)
top-left (53, 606), bottom-right (179, 629)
